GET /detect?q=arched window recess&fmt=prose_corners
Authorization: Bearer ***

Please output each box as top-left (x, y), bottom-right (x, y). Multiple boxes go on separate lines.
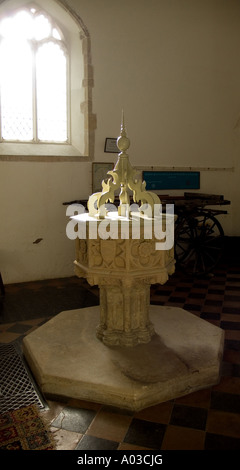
top-left (0, 0), bottom-right (95, 161)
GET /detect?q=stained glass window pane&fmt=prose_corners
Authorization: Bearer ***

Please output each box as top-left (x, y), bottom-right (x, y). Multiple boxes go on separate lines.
top-left (0, 39), bottom-right (33, 141)
top-left (36, 42), bottom-right (67, 142)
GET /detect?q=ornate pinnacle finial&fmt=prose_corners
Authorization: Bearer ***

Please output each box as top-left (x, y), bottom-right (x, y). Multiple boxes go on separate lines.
top-left (87, 111), bottom-right (160, 218)
top-left (117, 110), bottom-right (130, 154)
top-left (121, 110), bottom-right (126, 136)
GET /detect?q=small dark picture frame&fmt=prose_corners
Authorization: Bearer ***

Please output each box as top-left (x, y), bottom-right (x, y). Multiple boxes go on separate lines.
top-left (104, 138), bottom-right (119, 153)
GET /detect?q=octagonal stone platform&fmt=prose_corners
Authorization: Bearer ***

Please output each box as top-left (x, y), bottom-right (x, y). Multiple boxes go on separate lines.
top-left (22, 305), bottom-right (224, 412)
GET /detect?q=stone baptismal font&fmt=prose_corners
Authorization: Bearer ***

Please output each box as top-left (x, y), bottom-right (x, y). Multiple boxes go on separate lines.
top-left (23, 115), bottom-right (224, 411)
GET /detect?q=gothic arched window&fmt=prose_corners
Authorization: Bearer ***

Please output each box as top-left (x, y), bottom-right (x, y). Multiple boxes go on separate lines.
top-left (0, 6), bottom-right (68, 143)
top-left (0, 0), bottom-right (95, 160)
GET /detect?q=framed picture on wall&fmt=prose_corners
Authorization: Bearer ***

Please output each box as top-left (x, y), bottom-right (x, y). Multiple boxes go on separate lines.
top-left (104, 138), bottom-right (119, 153)
top-left (92, 162), bottom-right (114, 193)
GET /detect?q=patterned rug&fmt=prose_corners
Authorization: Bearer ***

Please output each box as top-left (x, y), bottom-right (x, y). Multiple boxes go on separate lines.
top-left (0, 404), bottom-right (55, 450)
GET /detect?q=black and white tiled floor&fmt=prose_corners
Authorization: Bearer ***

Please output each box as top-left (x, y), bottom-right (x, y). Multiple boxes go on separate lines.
top-left (0, 256), bottom-right (240, 451)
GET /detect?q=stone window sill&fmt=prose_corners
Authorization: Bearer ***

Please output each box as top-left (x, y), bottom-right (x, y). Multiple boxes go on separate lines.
top-left (0, 143), bottom-right (91, 162)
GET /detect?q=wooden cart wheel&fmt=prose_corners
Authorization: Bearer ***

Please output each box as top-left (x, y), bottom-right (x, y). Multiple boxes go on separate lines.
top-left (174, 211), bottom-right (224, 276)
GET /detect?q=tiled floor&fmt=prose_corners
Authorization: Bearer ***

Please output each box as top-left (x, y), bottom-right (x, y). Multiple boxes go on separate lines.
top-left (0, 253), bottom-right (240, 450)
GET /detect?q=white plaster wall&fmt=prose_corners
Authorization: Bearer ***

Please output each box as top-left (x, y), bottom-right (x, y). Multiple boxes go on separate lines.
top-left (0, 161), bottom-right (92, 283)
top-left (1, 0), bottom-right (240, 283)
